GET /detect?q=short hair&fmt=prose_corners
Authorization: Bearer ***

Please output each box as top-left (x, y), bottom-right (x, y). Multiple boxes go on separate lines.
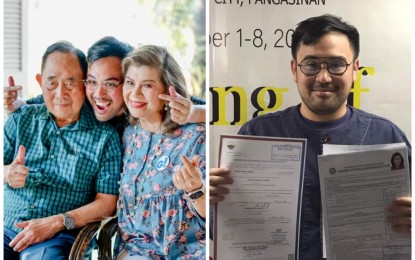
top-left (122, 45), bottom-right (189, 133)
top-left (87, 36), bottom-right (134, 64)
top-left (291, 14), bottom-right (360, 61)
top-left (41, 41), bottom-right (87, 78)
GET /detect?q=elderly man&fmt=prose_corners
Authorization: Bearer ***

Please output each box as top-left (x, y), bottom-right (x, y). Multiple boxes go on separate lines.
top-left (3, 41), bottom-right (122, 259)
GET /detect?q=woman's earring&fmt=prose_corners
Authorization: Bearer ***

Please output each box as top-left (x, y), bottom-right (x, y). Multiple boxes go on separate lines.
top-left (164, 103), bottom-right (169, 111)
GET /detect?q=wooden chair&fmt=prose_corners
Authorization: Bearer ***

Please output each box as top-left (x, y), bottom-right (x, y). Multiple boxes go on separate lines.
top-left (97, 217), bottom-right (119, 259)
top-left (68, 222), bottom-right (101, 260)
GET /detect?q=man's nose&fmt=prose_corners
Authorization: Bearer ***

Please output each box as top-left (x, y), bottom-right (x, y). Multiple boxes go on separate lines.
top-left (55, 84), bottom-right (68, 97)
top-left (315, 64), bottom-right (332, 84)
top-left (95, 84), bottom-right (107, 96)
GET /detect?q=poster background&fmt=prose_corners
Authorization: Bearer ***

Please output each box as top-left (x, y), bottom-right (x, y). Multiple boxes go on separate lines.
top-left (209, 0), bottom-right (412, 168)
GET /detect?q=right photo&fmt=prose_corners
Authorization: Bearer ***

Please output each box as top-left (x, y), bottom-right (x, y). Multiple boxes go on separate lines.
top-left (209, 1), bottom-right (411, 260)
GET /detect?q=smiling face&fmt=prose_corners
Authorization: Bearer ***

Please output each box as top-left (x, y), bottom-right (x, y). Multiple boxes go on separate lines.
top-left (86, 56), bottom-right (125, 122)
top-left (123, 65), bottom-right (167, 128)
top-left (291, 32), bottom-right (359, 121)
top-left (41, 52), bottom-right (85, 128)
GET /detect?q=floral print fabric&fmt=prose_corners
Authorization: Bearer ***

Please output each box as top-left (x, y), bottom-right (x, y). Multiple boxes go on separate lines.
top-left (117, 123), bottom-right (206, 259)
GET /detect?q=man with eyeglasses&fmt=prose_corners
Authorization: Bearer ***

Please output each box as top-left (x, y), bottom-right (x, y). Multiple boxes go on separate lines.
top-left (3, 41), bottom-right (122, 259)
top-left (4, 36), bottom-right (206, 135)
top-left (210, 14), bottom-right (411, 260)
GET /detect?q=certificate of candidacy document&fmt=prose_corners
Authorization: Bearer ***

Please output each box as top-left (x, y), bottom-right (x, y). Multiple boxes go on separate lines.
top-left (214, 135), bottom-right (307, 260)
top-left (318, 143), bottom-right (411, 260)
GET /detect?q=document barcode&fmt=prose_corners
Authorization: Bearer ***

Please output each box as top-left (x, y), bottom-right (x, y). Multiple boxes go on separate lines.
top-left (288, 254), bottom-right (295, 260)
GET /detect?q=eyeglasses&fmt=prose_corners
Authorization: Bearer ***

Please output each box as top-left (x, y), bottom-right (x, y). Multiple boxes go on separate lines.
top-left (297, 58), bottom-right (352, 76)
top-left (82, 79), bottom-right (123, 92)
top-left (45, 79), bottom-right (82, 91)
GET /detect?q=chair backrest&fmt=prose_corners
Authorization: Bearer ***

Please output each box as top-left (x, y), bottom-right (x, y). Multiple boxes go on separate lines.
top-left (98, 217), bottom-right (119, 260)
top-left (69, 222), bottom-right (101, 260)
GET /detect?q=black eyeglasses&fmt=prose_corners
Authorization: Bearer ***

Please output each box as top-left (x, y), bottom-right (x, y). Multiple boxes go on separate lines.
top-left (297, 58), bottom-right (352, 76)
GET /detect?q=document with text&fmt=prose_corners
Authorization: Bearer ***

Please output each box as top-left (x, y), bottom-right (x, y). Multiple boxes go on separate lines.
top-left (318, 143), bottom-right (411, 260)
top-left (215, 135), bottom-right (306, 260)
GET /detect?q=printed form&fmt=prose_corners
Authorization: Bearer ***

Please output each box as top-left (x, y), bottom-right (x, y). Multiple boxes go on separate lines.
top-left (215, 135), bottom-right (306, 260)
top-left (318, 143), bottom-right (411, 260)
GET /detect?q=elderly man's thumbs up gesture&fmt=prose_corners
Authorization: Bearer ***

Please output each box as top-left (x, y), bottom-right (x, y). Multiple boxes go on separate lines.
top-left (4, 145), bottom-right (29, 188)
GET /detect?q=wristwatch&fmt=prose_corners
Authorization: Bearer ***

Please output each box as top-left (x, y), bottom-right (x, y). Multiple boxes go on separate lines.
top-left (62, 212), bottom-right (75, 230)
top-left (184, 182), bottom-right (205, 202)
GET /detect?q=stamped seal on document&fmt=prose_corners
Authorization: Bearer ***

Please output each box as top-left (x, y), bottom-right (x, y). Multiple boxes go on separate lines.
top-left (271, 144), bottom-right (301, 161)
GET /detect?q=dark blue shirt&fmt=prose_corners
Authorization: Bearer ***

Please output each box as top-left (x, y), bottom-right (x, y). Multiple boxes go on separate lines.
top-left (238, 105), bottom-right (411, 260)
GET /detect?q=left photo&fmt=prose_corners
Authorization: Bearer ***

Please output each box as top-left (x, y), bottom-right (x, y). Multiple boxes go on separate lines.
top-left (3, 0), bottom-right (207, 259)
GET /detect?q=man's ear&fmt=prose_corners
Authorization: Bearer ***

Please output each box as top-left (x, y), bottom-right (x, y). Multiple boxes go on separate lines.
top-left (352, 59), bottom-right (360, 82)
top-left (290, 59), bottom-right (298, 83)
top-left (35, 74), bottom-right (41, 89)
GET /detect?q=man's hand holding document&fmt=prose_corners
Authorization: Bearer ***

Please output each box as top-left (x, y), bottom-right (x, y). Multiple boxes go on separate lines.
top-left (318, 143), bottom-right (411, 260)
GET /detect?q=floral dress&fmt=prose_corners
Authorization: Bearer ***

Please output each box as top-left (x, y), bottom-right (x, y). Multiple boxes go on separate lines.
top-left (117, 123), bottom-right (206, 259)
